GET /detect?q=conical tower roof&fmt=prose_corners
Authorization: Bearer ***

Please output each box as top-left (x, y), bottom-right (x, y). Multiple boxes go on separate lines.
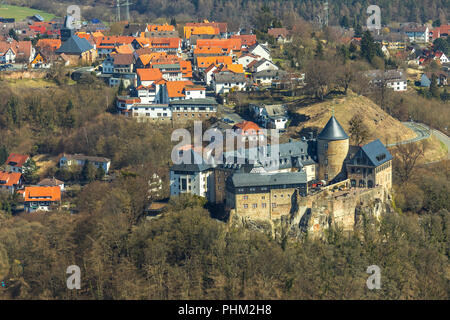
top-left (317, 115), bottom-right (349, 141)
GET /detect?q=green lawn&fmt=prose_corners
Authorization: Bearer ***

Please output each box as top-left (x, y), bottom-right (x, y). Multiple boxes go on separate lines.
top-left (0, 4), bottom-right (55, 21)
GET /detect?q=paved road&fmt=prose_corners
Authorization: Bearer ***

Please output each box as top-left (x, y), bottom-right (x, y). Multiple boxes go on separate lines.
top-left (220, 106), bottom-right (244, 124)
top-left (390, 121), bottom-right (449, 161)
top-left (387, 122), bottom-right (431, 147)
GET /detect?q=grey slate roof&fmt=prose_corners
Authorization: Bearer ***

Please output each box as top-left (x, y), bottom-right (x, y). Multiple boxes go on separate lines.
top-left (214, 72), bottom-right (247, 84)
top-left (171, 149), bottom-right (214, 172)
top-left (254, 69), bottom-right (286, 78)
top-left (231, 171), bottom-right (307, 187)
top-left (359, 139), bottom-right (393, 167)
top-left (169, 98), bottom-right (218, 105)
top-left (56, 35), bottom-right (93, 55)
top-left (317, 116), bottom-right (349, 141)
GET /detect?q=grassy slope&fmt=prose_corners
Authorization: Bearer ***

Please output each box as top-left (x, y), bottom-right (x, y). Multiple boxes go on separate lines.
top-left (0, 4), bottom-right (55, 21)
top-left (288, 91), bottom-right (417, 146)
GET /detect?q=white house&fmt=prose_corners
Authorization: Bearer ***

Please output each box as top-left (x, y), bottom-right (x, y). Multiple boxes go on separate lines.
top-left (213, 72), bottom-right (247, 94)
top-left (248, 58), bottom-right (278, 73)
top-left (59, 154), bottom-right (111, 174)
top-left (251, 104), bottom-right (289, 130)
top-left (237, 53), bottom-right (261, 69)
top-left (170, 148), bottom-right (215, 202)
top-left (184, 85), bottom-right (206, 99)
top-left (248, 43), bottom-right (271, 61)
top-left (365, 69), bottom-right (408, 92)
top-left (128, 104), bottom-right (172, 121)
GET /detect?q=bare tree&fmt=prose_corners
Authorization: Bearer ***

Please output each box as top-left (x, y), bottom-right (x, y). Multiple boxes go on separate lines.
top-left (348, 114), bottom-right (369, 145)
top-left (394, 140), bottom-right (428, 184)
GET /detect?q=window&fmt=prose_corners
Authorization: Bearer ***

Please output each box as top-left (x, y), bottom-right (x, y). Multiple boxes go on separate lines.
top-left (272, 203), bottom-right (277, 208)
top-left (243, 204), bottom-right (248, 209)
top-left (252, 204), bottom-right (257, 208)
top-left (243, 195), bottom-right (248, 200)
top-left (262, 203), bottom-right (266, 208)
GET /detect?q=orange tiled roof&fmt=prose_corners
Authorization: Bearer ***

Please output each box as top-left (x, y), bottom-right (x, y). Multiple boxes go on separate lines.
top-left (233, 121), bottom-right (262, 135)
top-left (230, 34), bottom-right (257, 46)
top-left (137, 68), bottom-right (163, 81)
top-left (24, 186), bottom-right (61, 202)
top-left (114, 44), bottom-right (134, 54)
top-left (184, 26), bottom-right (219, 39)
top-left (221, 63), bottom-right (244, 73)
top-left (36, 39), bottom-right (61, 51)
top-left (197, 38), bottom-right (241, 51)
top-left (197, 56), bottom-right (232, 68)
top-left (147, 24), bottom-right (175, 32)
top-left (166, 80), bottom-right (194, 98)
top-left (193, 47), bottom-right (223, 55)
top-left (0, 171), bottom-right (22, 187)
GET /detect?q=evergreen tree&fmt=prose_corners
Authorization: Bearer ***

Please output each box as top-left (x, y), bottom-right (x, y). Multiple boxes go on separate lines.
top-left (22, 158), bottom-right (38, 184)
top-left (361, 31), bottom-right (377, 63)
top-left (429, 74), bottom-right (439, 98)
top-left (0, 146), bottom-right (8, 165)
top-left (340, 16), bottom-right (350, 28)
top-left (81, 160), bottom-right (96, 183)
top-left (354, 24), bottom-right (363, 38)
top-left (315, 40), bottom-right (324, 59)
top-left (96, 166), bottom-right (106, 180)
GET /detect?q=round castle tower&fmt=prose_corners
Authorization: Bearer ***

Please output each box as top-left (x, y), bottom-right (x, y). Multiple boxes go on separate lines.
top-left (317, 115), bottom-right (349, 183)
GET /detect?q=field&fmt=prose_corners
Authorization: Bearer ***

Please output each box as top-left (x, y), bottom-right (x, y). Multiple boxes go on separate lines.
top-left (0, 4), bottom-right (55, 21)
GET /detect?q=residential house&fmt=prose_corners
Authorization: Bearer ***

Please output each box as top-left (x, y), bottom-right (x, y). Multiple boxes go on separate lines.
top-left (136, 68), bottom-right (164, 86)
top-left (0, 171), bottom-right (22, 194)
top-left (170, 98), bottom-right (218, 123)
top-left (59, 154), bottom-right (111, 174)
top-left (213, 72), bottom-right (248, 94)
top-left (268, 28), bottom-right (291, 43)
top-left (248, 58), bottom-right (278, 73)
top-left (197, 56), bottom-right (232, 70)
top-left (365, 69), bottom-right (408, 91)
top-left (230, 34), bottom-right (257, 47)
top-left (170, 146), bottom-right (216, 202)
top-left (254, 69), bottom-right (287, 86)
top-left (251, 104), bottom-right (289, 129)
top-left (247, 43), bottom-right (271, 61)
top-left (4, 153), bottom-right (29, 173)
top-left (420, 72), bottom-right (448, 87)
top-left (434, 52), bottom-right (449, 64)
top-left (37, 177), bottom-right (65, 192)
top-left (24, 186), bottom-right (61, 213)
top-left (0, 40), bottom-right (34, 63)
top-left (238, 53), bottom-right (261, 69)
top-left (404, 26), bottom-right (429, 43)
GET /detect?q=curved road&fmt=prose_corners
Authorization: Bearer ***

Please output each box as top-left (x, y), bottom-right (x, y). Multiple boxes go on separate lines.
top-left (389, 122), bottom-right (449, 160)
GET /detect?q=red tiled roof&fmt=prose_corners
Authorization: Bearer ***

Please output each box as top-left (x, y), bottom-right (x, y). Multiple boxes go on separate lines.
top-left (233, 121), bottom-right (262, 135)
top-left (5, 153), bottom-right (29, 168)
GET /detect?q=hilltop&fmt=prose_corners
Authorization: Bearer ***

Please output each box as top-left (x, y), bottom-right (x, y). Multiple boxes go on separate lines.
top-left (287, 92), bottom-right (416, 146)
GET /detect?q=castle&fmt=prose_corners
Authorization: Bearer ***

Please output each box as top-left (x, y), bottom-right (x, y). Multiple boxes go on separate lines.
top-left (170, 114), bottom-right (393, 222)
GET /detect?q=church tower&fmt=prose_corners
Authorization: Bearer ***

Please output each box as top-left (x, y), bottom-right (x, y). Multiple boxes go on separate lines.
top-left (317, 114), bottom-right (349, 183)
